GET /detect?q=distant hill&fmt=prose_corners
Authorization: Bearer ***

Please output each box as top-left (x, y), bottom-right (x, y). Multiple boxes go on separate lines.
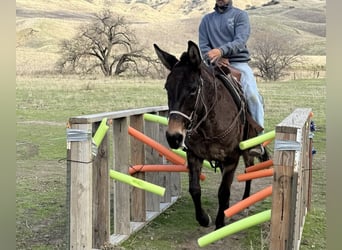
top-left (16, 0), bottom-right (326, 75)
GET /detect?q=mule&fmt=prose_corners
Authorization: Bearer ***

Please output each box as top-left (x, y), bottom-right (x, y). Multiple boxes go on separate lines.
top-left (154, 40), bottom-right (268, 230)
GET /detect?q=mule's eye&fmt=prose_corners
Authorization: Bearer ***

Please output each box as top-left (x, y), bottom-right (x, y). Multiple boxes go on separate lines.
top-left (189, 86), bottom-right (197, 96)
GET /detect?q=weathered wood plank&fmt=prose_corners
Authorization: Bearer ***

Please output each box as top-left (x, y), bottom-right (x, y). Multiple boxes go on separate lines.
top-left (158, 116), bottom-right (172, 203)
top-left (92, 121), bottom-right (110, 248)
top-left (158, 109), bottom-right (182, 198)
top-left (69, 106), bottom-right (168, 124)
top-left (130, 115), bottom-right (146, 222)
top-left (69, 123), bottom-right (93, 249)
top-left (144, 113), bottom-right (161, 212)
top-left (113, 118), bottom-right (130, 235)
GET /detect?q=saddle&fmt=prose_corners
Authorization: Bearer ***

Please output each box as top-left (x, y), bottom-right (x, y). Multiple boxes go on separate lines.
top-left (221, 64), bottom-right (241, 82)
top-left (214, 64), bottom-right (263, 139)
top-left (214, 58), bottom-right (241, 82)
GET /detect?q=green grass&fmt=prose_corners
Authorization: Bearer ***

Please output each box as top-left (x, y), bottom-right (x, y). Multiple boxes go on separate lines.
top-left (16, 76), bottom-right (326, 249)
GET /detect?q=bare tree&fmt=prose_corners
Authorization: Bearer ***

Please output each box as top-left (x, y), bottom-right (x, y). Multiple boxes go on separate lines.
top-left (57, 9), bottom-right (158, 77)
top-left (249, 32), bottom-right (303, 81)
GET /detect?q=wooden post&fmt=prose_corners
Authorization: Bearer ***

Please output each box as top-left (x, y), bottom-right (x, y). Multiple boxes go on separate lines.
top-left (158, 114), bottom-right (172, 204)
top-left (130, 115), bottom-right (146, 222)
top-left (144, 113), bottom-right (161, 214)
top-left (307, 135), bottom-right (313, 211)
top-left (113, 117), bottom-right (130, 236)
top-left (92, 121), bottom-right (110, 248)
top-left (69, 123), bottom-right (93, 249)
top-left (269, 108), bottom-right (312, 250)
top-left (159, 110), bottom-right (182, 198)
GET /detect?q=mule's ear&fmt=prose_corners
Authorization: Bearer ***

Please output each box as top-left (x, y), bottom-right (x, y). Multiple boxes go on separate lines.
top-left (187, 40), bottom-right (202, 69)
top-left (153, 44), bottom-right (179, 71)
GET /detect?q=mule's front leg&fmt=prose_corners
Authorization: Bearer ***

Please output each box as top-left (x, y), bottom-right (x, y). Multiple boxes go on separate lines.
top-left (187, 151), bottom-right (211, 227)
top-left (216, 162), bottom-right (239, 229)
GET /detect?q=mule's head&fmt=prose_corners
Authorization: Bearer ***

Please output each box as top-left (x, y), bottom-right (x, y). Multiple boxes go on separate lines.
top-left (154, 41), bottom-right (203, 149)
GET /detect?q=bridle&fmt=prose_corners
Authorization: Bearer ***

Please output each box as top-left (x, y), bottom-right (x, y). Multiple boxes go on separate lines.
top-left (168, 76), bottom-right (216, 133)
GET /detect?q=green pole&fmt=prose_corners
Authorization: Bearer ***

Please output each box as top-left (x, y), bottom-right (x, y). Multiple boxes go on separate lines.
top-left (93, 118), bottom-right (109, 147)
top-left (109, 169), bottom-right (165, 197)
top-left (172, 149), bottom-right (213, 170)
top-left (197, 209), bottom-right (271, 247)
top-left (143, 113), bottom-right (168, 126)
top-left (239, 130), bottom-right (275, 150)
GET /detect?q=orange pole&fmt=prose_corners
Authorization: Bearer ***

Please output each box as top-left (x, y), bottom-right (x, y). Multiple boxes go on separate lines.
top-left (237, 168), bottom-right (274, 182)
top-left (246, 159), bottom-right (273, 173)
top-left (262, 139), bottom-right (272, 147)
top-left (129, 164), bottom-right (206, 181)
top-left (128, 126), bottom-right (186, 165)
top-left (224, 185), bottom-right (272, 218)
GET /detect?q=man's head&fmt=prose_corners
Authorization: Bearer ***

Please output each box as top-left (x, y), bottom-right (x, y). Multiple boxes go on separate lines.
top-left (215, 0), bottom-right (230, 8)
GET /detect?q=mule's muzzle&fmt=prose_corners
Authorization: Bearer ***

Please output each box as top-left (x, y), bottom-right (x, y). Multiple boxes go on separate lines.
top-left (166, 131), bottom-right (184, 149)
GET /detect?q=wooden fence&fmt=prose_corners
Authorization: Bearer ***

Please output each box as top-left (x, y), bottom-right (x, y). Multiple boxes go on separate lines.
top-left (270, 107), bottom-right (313, 249)
top-left (66, 106), bottom-right (182, 249)
top-left (66, 106), bottom-right (312, 249)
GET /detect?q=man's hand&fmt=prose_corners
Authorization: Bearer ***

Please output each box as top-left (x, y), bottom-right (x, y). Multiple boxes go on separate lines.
top-left (216, 58), bottom-right (230, 67)
top-left (207, 48), bottom-right (223, 64)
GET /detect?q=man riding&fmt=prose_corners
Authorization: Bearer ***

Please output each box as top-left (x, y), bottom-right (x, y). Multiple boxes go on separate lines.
top-left (198, 0), bottom-right (265, 156)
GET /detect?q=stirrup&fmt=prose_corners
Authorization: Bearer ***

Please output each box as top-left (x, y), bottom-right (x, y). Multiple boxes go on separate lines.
top-left (249, 144), bottom-right (265, 157)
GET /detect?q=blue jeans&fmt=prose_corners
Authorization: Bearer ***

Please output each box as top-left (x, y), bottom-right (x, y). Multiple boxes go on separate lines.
top-left (230, 62), bottom-right (264, 130)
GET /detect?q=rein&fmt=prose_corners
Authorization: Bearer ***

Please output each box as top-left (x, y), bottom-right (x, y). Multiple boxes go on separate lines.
top-left (187, 67), bottom-right (246, 142)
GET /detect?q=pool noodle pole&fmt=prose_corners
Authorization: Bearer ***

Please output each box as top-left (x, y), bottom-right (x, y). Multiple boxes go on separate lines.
top-left (109, 169), bottom-right (165, 196)
top-left (92, 118), bottom-right (109, 156)
top-left (143, 113), bottom-right (168, 126)
top-left (128, 126), bottom-right (186, 165)
top-left (245, 159), bottom-right (273, 173)
top-left (239, 130), bottom-right (275, 150)
top-left (237, 168), bottom-right (274, 182)
top-left (129, 164), bottom-right (206, 181)
top-left (197, 209), bottom-right (271, 247)
top-left (224, 185), bottom-right (272, 218)
top-left (171, 149), bottom-right (213, 170)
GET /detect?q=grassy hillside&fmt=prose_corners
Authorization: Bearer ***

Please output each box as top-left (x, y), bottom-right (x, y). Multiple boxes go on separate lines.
top-left (16, 0), bottom-right (326, 76)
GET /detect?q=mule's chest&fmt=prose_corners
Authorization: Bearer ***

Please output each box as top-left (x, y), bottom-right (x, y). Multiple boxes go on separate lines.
top-left (185, 134), bottom-right (239, 162)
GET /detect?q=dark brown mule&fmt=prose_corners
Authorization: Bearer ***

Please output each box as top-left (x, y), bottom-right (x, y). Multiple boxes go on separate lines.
top-left (154, 41), bottom-right (268, 230)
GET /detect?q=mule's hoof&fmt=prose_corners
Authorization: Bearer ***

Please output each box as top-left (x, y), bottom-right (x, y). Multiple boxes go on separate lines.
top-left (198, 213), bottom-right (212, 227)
top-left (215, 223), bottom-right (225, 230)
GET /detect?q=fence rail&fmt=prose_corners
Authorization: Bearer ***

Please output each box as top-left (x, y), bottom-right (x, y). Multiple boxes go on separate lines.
top-left (67, 106), bottom-right (182, 249)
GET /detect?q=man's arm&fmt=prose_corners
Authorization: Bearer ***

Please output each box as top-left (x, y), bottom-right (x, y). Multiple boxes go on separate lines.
top-left (219, 11), bottom-right (250, 57)
top-left (198, 17), bottom-right (212, 58)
